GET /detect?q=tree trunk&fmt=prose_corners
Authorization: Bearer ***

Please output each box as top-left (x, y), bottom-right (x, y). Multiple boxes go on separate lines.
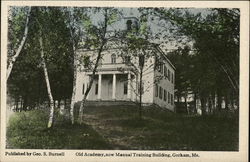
top-left (139, 68), bottom-right (143, 120)
top-left (7, 7), bottom-right (31, 80)
top-left (208, 95), bottom-right (212, 115)
top-left (23, 94), bottom-right (28, 111)
top-left (194, 93), bottom-right (197, 114)
top-left (20, 97), bottom-right (24, 112)
top-left (78, 9), bottom-right (108, 124)
top-left (177, 95), bottom-right (180, 103)
top-left (70, 62), bottom-right (77, 124)
top-left (69, 11), bottom-right (78, 124)
top-left (225, 94), bottom-right (229, 111)
top-left (200, 96), bottom-right (206, 116)
top-left (211, 92), bottom-right (216, 114)
top-left (69, 44), bottom-right (77, 123)
top-left (15, 96), bottom-right (18, 112)
top-left (185, 93), bottom-right (188, 115)
top-left (39, 34), bottom-right (55, 129)
top-left (217, 90), bottom-right (222, 112)
top-left (78, 44), bottom-right (105, 124)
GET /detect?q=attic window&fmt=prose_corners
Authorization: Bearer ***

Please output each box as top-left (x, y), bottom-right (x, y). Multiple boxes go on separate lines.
top-left (111, 54), bottom-right (116, 64)
top-left (126, 20), bottom-right (132, 31)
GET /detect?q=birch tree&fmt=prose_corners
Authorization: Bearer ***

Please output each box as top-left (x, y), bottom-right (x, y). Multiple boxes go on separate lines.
top-left (78, 7), bottom-right (120, 124)
top-left (7, 6), bottom-right (31, 80)
top-left (35, 8), bottom-right (56, 128)
top-left (63, 8), bottom-right (88, 124)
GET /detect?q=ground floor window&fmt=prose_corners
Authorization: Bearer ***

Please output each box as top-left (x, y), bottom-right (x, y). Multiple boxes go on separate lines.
top-left (138, 82), bottom-right (144, 94)
top-left (155, 84), bottom-right (158, 97)
top-left (164, 89), bottom-right (167, 101)
top-left (171, 94), bottom-right (173, 105)
top-left (168, 92), bottom-right (170, 104)
top-left (159, 87), bottom-right (162, 99)
top-left (95, 83), bottom-right (98, 95)
top-left (124, 82), bottom-right (128, 94)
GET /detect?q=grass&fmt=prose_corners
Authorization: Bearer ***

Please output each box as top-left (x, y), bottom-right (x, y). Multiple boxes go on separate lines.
top-left (7, 104), bottom-right (239, 150)
top-left (6, 109), bottom-right (111, 149)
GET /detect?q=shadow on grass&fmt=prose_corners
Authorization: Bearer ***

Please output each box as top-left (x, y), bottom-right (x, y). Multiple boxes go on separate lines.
top-left (7, 105), bottom-right (239, 151)
top-left (6, 109), bottom-right (112, 149)
top-left (80, 104), bottom-right (239, 151)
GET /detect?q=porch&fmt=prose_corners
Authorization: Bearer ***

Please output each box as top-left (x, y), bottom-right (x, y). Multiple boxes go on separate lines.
top-left (83, 71), bottom-right (136, 101)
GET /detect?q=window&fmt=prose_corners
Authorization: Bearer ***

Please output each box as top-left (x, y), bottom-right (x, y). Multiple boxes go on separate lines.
top-left (159, 87), bottom-right (162, 99)
top-left (111, 54), bottom-right (116, 64)
top-left (164, 89), bottom-right (166, 101)
top-left (83, 56), bottom-right (90, 68)
top-left (124, 56), bottom-right (131, 64)
top-left (155, 84), bottom-right (158, 97)
top-left (139, 55), bottom-right (145, 67)
top-left (155, 57), bottom-right (159, 71)
top-left (164, 66), bottom-right (167, 77)
top-left (82, 83), bottom-right (85, 94)
top-left (95, 83), bottom-right (98, 95)
top-left (126, 20), bottom-right (132, 31)
top-left (168, 70), bottom-right (170, 81)
top-left (159, 64), bottom-right (163, 73)
top-left (171, 94), bottom-right (173, 105)
top-left (138, 82), bottom-right (144, 94)
top-left (168, 92), bottom-right (170, 104)
top-left (124, 82), bottom-right (128, 94)
top-left (171, 73), bottom-right (174, 83)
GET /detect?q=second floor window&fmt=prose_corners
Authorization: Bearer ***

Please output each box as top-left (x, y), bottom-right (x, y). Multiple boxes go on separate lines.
top-left (83, 55), bottom-right (90, 68)
top-left (124, 56), bottom-right (131, 64)
top-left (164, 66), bottom-right (167, 77)
top-left (111, 54), bottom-right (116, 64)
top-left (168, 69), bottom-right (170, 81)
top-left (171, 73), bottom-right (174, 83)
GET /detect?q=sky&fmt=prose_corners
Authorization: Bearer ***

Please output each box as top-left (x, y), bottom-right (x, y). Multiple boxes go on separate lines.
top-left (88, 7), bottom-right (212, 53)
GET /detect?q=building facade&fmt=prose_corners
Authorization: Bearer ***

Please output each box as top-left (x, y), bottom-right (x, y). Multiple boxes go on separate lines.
top-left (74, 18), bottom-right (176, 111)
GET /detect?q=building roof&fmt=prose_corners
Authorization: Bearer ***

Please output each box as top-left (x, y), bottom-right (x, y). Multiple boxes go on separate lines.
top-left (153, 44), bottom-right (176, 70)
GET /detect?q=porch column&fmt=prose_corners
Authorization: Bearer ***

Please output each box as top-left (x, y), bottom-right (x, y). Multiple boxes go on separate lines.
top-left (98, 74), bottom-right (102, 100)
top-left (127, 72), bottom-right (131, 99)
top-left (112, 74), bottom-right (116, 100)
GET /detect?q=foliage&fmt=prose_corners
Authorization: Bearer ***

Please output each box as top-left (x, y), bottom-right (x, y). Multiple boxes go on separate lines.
top-left (7, 7), bottom-right (29, 62)
top-left (151, 8), bottom-right (239, 113)
top-left (7, 7), bottom-right (74, 110)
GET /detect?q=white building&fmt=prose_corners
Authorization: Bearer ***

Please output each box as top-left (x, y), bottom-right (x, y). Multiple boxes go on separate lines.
top-left (75, 17), bottom-right (175, 111)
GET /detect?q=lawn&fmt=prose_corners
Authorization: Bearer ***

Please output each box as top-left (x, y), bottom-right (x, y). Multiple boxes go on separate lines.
top-left (6, 104), bottom-right (239, 151)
